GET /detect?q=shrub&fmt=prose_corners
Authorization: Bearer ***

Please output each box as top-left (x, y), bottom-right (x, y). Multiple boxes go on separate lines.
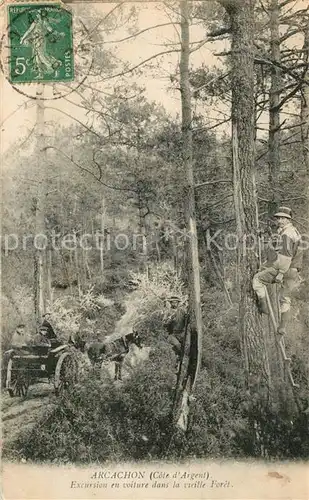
top-left (46, 286), bottom-right (119, 342)
top-left (12, 345), bottom-right (176, 463)
top-left (113, 262), bottom-right (187, 341)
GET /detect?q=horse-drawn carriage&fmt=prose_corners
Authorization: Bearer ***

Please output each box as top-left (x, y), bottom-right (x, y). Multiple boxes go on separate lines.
top-left (5, 342), bottom-right (79, 398)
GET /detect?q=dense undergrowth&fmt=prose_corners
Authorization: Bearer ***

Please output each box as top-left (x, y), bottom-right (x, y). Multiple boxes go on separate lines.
top-left (8, 349), bottom-right (308, 463)
top-left (3, 263), bottom-right (309, 463)
top-left (7, 283), bottom-right (309, 463)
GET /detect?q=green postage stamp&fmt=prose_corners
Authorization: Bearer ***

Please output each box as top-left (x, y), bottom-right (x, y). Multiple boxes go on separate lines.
top-left (8, 3), bottom-right (74, 83)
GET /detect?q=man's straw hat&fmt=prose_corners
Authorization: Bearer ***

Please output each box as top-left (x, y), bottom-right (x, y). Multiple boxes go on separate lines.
top-left (274, 206), bottom-right (292, 219)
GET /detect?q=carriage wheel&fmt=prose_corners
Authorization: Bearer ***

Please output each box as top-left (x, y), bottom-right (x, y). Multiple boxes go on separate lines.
top-left (6, 359), bottom-right (30, 398)
top-left (54, 352), bottom-right (78, 396)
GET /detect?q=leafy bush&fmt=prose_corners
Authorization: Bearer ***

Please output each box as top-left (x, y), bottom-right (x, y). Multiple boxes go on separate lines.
top-left (7, 322), bottom-right (309, 463)
top-left (5, 265), bottom-right (308, 463)
top-left (46, 286), bottom-right (118, 342)
top-left (11, 345), bottom-right (176, 463)
top-left (113, 262), bottom-right (188, 340)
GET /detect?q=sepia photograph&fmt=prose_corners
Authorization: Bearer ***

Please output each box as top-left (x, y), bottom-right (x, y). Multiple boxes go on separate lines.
top-left (1, 0), bottom-right (308, 498)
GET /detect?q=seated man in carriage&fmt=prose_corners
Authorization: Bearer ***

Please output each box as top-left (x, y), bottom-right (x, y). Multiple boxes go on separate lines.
top-left (36, 312), bottom-right (62, 348)
top-left (40, 313), bottom-right (57, 339)
top-left (1, 324), bottom-right (32, 388)
top-left (36, 326), bottom-right (62, 348)
top-left (10, 323), bottom-right (32, 348)
top-left (31, 314), bottom-right (61, 348)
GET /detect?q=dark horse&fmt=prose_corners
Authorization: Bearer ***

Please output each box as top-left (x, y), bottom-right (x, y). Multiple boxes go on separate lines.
top-left (68, 334), bottom-right (86, 352)
top-left (87, 331), bottom-right (143, 380)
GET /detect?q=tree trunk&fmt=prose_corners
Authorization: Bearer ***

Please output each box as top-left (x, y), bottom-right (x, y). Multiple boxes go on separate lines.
top-left (228, 0), bottom-right (271, 392)
top-left (173, 0), bottom-right (203, 431)
top-left (34, 86), bottom-right (47, 326)
top-left (47, 248), bottom-right (53, 304)
top-left (267, 0), bottom-right (287, 390)
top-left (137, 192), bottom-right (148, 276)
top-left (268, 0), bottom-right (281, 214)
top-left (83, 247), bottom-right (91, 280)
top-left (82, 218), bottom-right (91, 281)
top-left (300, 26), bottom-right (309, 175)
top-left (208, 249), bottom-right (232, 306)
top-left (232, 120), bottom-right (243, 296)
top-left (74, 231), bottom-right (81, 298)
top-left (171, 233), bottom-right (178, 273)
top-left (300, 23), bottom-right (309, 279)
top-left (69, 249), bottom-right (74, 295)
top-left (100, 197), bottom-right (105, 277)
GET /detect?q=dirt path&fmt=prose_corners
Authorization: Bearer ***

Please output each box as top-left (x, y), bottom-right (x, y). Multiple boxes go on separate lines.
top-left (2, 383), bottom-right (56, 459)
top-left (2, 345), bottom-right (151, 459)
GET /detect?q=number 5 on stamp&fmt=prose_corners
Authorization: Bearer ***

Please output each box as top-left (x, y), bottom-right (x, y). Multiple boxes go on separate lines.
top-left (8, 3), bottom-right (74, 83)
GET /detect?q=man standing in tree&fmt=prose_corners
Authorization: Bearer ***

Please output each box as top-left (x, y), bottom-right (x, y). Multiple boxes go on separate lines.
top-left (253, 207), bottom-right (303, 334)
top-left (164, 296), bottom-right (189, 368)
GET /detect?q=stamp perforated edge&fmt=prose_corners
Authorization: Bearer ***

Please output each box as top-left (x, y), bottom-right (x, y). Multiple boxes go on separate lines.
top-left (2, 0), bottom-right (74, 85)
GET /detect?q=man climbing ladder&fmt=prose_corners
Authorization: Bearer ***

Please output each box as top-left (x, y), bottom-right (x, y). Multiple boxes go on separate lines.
top-left (253, 207), bottom-right (303, 335)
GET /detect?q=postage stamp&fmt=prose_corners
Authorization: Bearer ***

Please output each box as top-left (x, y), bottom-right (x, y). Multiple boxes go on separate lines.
top-left (8, 3), bottom-right (74, 83)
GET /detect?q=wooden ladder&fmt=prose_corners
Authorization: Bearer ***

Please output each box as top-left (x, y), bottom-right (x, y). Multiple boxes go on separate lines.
top-left (264, 289), bottom-right (299, 389)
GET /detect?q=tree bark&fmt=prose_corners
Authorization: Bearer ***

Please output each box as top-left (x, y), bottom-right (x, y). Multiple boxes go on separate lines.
top-left (82, 217), bottom-right (91, 281)
top-left (74, 231), bottom-right (81, 298)
top-left (100, 197), bottom-right (105, 277)
top-left (173, 0), bottom-right (203, 431)
top-left (266, 0), bottom-right (287, 388)
top-left (209, 249), bottom-right (233, 306)
top-left (47, 248), bottom-right (53, 304)
top-left (227, 0), bottom-right (271, 392)
top-left (69, 250), bottom-right (74, 294)
top-left (34, 86), bottom-right (47, 325)
top-left (137, 193), bottom-right (148, 276)
top-left (300, 23), bottom-right (309, 278)
top-left (268, 0), bottom-right (281, 214)
top-left (300, 26), bottom-right (309, 175)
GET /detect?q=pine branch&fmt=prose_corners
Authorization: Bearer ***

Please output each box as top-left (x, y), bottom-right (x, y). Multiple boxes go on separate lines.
top-left (43, 146), bottom-right (138, 193)
top-left (0, 100), bottom-right (32, 128)
top-left (90, 2), bottom-right (127, 38)
top-left (280, 28), bottom-right (300, 44)
top-left (259, 0), bottom-right (270, 16)
top-left (280, 8), bottom-right (309, 24)
top-left (195, 179), bottom-right (232, 189)
top-left (94, 23), bottom-right (175, 45)
top-left (193, 117), bottom-right (231, 132)
top-left (254, 55), bottom-right (305, 84)
top-left (45, 106), bottom-right (101, 138)
top-left (100, 49), bottom-right (181, 82)
top-left (279, 0), bottom-right (298, 8)
top-left (281, 121), bottom-right (306, 131)
top-left (204, 194), bottom-right (233, 208)
top-left (271, 82), bottom-right (302, 110)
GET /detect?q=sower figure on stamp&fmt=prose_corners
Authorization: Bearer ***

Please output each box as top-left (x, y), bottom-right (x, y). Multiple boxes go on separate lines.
top-left (20, 9), bottom-right (64, 79)
top-left (252, 206), bottom-right (303, 335)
